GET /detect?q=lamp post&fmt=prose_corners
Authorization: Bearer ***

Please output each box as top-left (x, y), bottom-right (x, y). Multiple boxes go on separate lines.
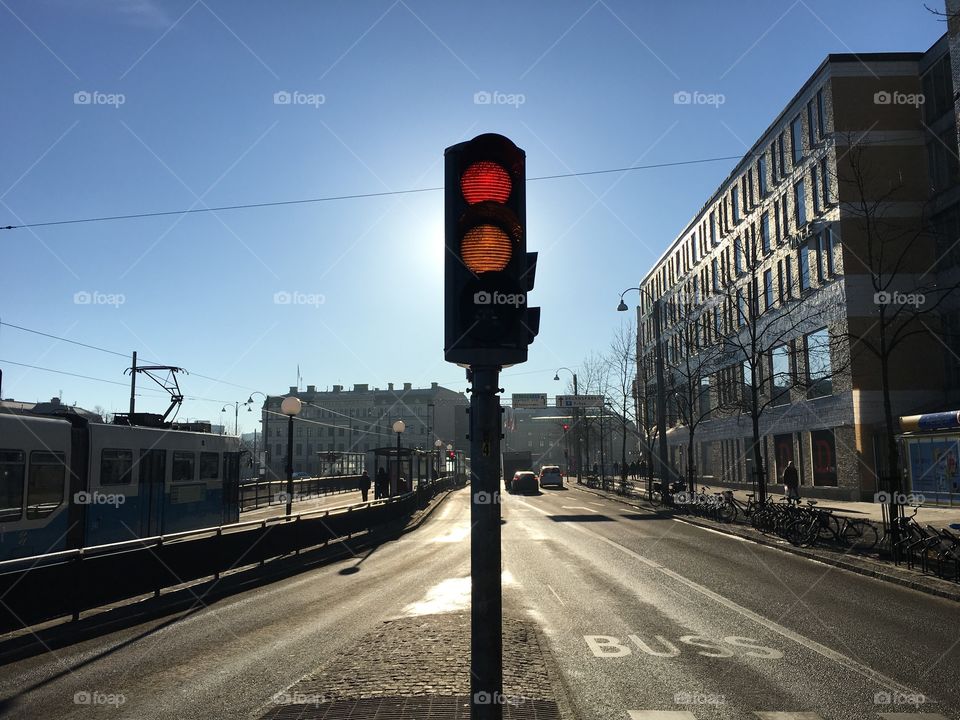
top-left (447, 443), bottom-right (454, 480)
top-left (221, 402), bottom-right (239, 436)
top-left (393, 419), bottom-right (405, 495)
top-left (245, 392), bottom-right (268, 482)
top-left (434, 438), bottom-right (443, 481)
top-left (619, 287), bottom-right (670, 498)
top-left (554, 368), bottom-right (582, 485)
top-left (281, 396), bottom-right (302, 516)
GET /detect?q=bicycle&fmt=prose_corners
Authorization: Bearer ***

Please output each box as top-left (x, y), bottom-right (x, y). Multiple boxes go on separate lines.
top-left (785, 502), bottom-right (879, 550)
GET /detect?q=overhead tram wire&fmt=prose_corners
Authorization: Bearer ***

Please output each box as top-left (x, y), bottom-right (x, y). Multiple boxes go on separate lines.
top-left (0, 155), bottom-right (743, 231)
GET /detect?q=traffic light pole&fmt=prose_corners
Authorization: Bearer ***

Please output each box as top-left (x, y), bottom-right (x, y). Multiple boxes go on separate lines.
top-left (469, 365), bottom-right (502, 719)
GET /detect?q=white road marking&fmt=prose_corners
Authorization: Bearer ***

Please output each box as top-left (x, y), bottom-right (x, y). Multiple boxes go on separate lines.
top-left (561, 505), bottom-right (598, 513)
top-left (673, 518), bottom-right (751, 542)
top-left (627, 712), bottom-right (696, 719)
top-left (517, 497), bottom-right (927, 700)
top-left (546, 583), bottom-right (565, 606)
top-left (589, 501), bottom-right (605, 506)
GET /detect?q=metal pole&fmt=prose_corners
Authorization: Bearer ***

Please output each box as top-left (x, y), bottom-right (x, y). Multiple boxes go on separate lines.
top-left (129, 351), bottom-right (137, 417)
top-left (285, 414), bottom-right (294, 516)
top-left (396, 431), bottom-right (401, 496)
top-left (470, 366), bottom-right (502, 720)
top-left (573, 373), bottom-right (582, 485)
top-left (234, 402), bottom-right (238, 436)
top-left (599, 402), bottom-right (605, 489)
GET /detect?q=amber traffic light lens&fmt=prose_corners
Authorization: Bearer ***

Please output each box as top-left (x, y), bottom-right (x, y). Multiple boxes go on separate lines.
top-left (461, 224), bottom-right (512, 273)
top-left (461, 161), bottom-right (512, 204)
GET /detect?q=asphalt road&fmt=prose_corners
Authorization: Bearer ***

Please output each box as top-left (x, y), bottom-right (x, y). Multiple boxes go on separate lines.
top-left (0, 483), bottom-right (956, 719)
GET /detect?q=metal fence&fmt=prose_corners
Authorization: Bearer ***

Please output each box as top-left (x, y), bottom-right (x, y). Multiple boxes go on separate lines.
top-left (0, 475), bottom-right (465, 634)
top-left (239, 474), bottom-right (361, 511)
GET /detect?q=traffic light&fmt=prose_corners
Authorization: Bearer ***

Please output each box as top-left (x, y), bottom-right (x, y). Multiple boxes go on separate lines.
top-left (448, 450), bottom-right (456, 460)
top-left (444, 133), bottom-right (539, 366)
top-left (562, 424), bottom-right (569, 432)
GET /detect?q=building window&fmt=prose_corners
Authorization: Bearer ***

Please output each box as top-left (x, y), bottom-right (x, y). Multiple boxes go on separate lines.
top-left (295, 443), bottom-right (303, 456)
top-left (798, 246), bottom-right (810, 291)
top-left (811, 165), bottom-right (821, 215)
top-left (777, 260), bottom-right (785, 303)
top-left (770, 344), bottom-right (792, 406)
top-left (737, 287), bottom-right (748, 326)
top-left (763, 269), bottom-right (774, 311)
top-left (816, 89), bottom-right (825, 138)
top-left (734, 237), bottom-right (743, 275)
top-left (820, 157), bottom-right (831, 205)
top-left (761, 212), bottom-right (771, 254)
top-left (172, 452), bottom-right (195, 483)
top-left (731, 186), bottom-right (740, 224)
top-left (712, 257), bottom-right (719, 291)
top-left (781, 193), bottom-right (790, 238)
top-left (785, 256), bottom-right (794, 298)
top-left (810, 429), bottom-right (837, 486)
top-left (710, 211), bottom-right (717, 245)
top-left (805, 328), bottom-right (832, 398)
top-left (794, 180), bottom-right (807, 227)
top-left (790, 114), bottom-right (803, 165)
top-left (807, 100), bottom-right (816, 149)
top-left (824, 226), bottom-right (835, 275)
top-left (777, 132), bottom-right (786, 176)
top-left (758, 155), bottom-right (767, 197)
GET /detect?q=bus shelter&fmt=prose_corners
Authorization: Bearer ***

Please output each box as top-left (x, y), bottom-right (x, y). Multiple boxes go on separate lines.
top-left (372, 447), bottom-right (432, 496)
top-left (316, 451), bottom-right (365, 477)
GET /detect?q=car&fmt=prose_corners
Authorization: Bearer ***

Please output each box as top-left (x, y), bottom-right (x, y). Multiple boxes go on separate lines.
top-left (539, 465), bottom-right (563, 488)
top-left (292, 471), bottom-right (311, 480)
top-left (509, 470), bottom-right (538, 495)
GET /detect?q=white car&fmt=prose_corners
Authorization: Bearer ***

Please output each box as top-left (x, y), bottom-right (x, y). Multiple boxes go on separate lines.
top-left (539, 465), bottom-right (563, 488)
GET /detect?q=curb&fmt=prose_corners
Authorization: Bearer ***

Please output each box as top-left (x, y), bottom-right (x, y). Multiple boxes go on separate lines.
top-left (572, 483), bottom-right (960, 604)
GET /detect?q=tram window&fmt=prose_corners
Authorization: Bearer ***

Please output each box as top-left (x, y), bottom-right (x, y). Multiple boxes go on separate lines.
top-left (200, 452), bottom-right (220, 481)
top-left (0, 450), bottom-right (25, 521)
top-left (101, 449), bottom-right (133, 485)
top-left (26, 451), bottom-right (65, 519)
top-left (172, 452), bottom-right (196, 483)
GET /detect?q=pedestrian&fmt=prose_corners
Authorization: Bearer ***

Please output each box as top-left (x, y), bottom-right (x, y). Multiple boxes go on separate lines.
top-left (375, 466), bottom-right (387, 499)
top-left (782, 460), bottom-right (800, 505)
top-left (359, 470), bottom-right (371, 502)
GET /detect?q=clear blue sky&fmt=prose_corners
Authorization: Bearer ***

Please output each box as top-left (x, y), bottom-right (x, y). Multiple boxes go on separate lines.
top-left (0, 0), bottom-right (945, 432)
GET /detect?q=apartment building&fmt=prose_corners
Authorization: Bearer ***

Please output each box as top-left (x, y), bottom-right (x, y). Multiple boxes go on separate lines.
top-left (637, 36), bottom-right (960, 500)
top-left (259, 382), bottom-right (469, 478)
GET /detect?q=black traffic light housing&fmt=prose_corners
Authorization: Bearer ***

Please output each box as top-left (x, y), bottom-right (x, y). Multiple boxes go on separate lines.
top-left (444, 133), bottom-right (539, 366)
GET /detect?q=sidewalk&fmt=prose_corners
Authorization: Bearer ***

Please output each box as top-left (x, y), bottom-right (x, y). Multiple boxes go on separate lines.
top-left (257, 611), bottom-right (566, 719)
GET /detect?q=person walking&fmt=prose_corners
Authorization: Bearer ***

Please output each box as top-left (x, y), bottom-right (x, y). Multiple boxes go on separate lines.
top-left (359, 470), bottom-right (371, 502)
top-left (782, 460), bottom-right (800, 505)
top-left (375, 466), bottom-right (388, 499)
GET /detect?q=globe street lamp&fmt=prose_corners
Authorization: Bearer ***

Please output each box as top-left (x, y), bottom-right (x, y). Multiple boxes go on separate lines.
top-left (434, 438), bottom-right (443, 481)
top-left (554, 368), bottom-right (582, 485)
top-left (245, 392), bottom-right (268, 484)
top-left (393, 419), bottom-right (406, 496)
top-left (281, 396), bottom-right (302, 516)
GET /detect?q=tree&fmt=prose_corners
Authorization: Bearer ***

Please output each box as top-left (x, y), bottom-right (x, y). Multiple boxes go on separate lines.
top-left (833, 134), bottom-right (960, 503)
top-left (607, 321), bottom-right (637, 488)
top-left (711, 214), bottom-right (845, 503)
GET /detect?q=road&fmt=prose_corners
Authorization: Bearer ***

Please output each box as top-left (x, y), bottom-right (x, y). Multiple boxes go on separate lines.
top-left (0, 484), bottom-right (956, 719)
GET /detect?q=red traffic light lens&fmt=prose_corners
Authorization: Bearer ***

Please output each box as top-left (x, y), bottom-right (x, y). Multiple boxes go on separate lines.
top-left (461, 161), bottom-right (512, 204)
top-left (461, 225), bottom-right (512, 273)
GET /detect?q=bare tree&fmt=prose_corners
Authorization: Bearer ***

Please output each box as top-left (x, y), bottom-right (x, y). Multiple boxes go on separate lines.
top-left (607, 321), bottom-right (637, 487)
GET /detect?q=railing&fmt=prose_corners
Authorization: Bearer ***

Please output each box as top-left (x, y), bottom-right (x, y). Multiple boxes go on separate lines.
top-left (239, 474), bottom-right (361, 511)
top-left (0, 474), bottom-right (467, 634)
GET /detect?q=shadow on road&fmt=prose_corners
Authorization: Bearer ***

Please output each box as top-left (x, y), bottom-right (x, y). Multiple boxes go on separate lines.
top-left (547, 514), bottom-right (614, 523)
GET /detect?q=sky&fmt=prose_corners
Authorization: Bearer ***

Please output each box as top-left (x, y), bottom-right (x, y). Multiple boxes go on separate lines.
top-left (0, 0), bottom-right (947, 433)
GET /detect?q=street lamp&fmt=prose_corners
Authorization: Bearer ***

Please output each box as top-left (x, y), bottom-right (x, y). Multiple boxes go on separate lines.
top-left (245, 392), bottom-right (268, 482)
top-left (434, 438), bottom-right (443, 481)
top-left (619, 286), bottom-right (671, 497)
top-left (221, 401), bottom-right (239, 436)
top-left (393, 419), bottom-right (405, 495)
top-left (554, 367), bottom-right (582, 485)
top-left (280, 396), bottom-right (302, 516)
